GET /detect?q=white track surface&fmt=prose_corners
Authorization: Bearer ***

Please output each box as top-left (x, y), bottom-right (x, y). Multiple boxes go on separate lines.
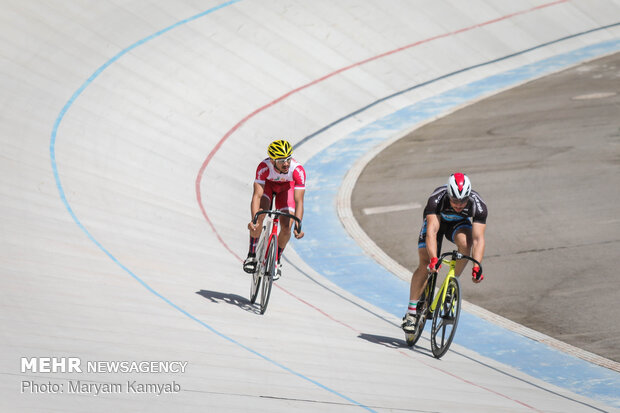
top-left (2, 1), bottom-right (620, 412)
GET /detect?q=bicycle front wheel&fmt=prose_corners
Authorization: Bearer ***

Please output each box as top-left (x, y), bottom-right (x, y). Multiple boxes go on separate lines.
top-left (430, 276), bottom-right (461, 358)
top-left (259, 239), bottom-right (276, 314)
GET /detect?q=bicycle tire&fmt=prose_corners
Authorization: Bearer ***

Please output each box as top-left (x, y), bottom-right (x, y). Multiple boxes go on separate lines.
top-left (430, 276), bottom-right (461, 358)
top-left (259, 238), bottom-right (276, 314)
top-left (249, 225), bottom-right (268, 304)
top-left (249, 267), bottom-right (261, 304)
top-left (405, 285), bottom-right (431, 347)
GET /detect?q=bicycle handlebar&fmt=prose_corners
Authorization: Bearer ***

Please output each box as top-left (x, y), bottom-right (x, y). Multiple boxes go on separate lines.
top-left (436, 250), bottom-right (483, 273)
top-left (253, 210), bottom-right (302, 234)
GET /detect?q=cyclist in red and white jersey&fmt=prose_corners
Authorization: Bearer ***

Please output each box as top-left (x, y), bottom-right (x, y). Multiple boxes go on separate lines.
top-left (243, 140), bottom-right (305, 280)
top-left (402, 173), bottom-right (487, 332)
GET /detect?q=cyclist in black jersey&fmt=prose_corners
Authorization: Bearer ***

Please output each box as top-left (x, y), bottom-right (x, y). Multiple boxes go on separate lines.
top-left (402, 173), bottom-right (488, 333)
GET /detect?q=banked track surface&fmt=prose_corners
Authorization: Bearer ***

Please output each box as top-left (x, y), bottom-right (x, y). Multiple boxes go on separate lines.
top-left (2, 1), bottom-right (620, 412)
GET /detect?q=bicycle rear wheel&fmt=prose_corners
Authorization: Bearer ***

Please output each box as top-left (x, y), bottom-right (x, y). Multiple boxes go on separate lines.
top-left (405, 286), bottom-right (431, 347)
top-left (430, 276), bottom-right (461, 358)
top-left (249, 267), bottom-right (261, 304)
top-left (249, 226), bottom-right (268, 304)
top-left (259, 239), bottom-right (276, 314)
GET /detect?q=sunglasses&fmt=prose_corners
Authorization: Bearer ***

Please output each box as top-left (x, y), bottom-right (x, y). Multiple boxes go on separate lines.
top-left (274, 156), bottom-right (292, 165)
top-left (449, 197), bottom-right (468, 205)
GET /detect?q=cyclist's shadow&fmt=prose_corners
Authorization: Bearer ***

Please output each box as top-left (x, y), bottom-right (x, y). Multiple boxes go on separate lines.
top-left (358, 333), bottom-right (434, 358)
top-left (196, 290), bottom-right (261, 314)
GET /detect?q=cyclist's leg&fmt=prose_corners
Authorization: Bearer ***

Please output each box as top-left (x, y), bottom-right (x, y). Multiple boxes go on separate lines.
top-left (409, 248), bottom-right (429, 304)
top-left (404, 220), bottom-right (440, 330)
top-left (403, 248), bottom-right (427, 328)
top-left (450, 220), bottom-right (473, 276)
top-left (271, 183), bottom-right (295, 279)
top-left (410, 218), bottom-right (444, 302)
top-left (274, 183), bottom-right (295, 256)
top-left (251, 186), bottom-right (273, 235)
top-left (248, 183), bottom-right (273, 240)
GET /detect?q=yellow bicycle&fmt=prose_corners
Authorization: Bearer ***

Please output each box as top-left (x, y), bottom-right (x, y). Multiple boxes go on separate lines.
top-left (405, 250), bottom-right (482, 358)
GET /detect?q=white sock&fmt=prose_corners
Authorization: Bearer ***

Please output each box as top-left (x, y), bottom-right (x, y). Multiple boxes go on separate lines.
top-left (407, 300), bottom-right (418, 315)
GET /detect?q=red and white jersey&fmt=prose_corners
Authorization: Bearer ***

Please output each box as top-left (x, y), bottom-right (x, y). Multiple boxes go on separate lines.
top-left (254, 158), bottom-right (306, 189)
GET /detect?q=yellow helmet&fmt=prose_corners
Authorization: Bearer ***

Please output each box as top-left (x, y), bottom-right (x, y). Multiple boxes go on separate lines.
top-left (267, 140), bottom-right (293, 160)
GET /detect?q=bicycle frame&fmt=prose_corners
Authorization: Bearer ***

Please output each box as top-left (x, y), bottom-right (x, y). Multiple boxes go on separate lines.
top-left (254, 209), bottom-right (301, 272)
top-left (259, 215), bottom-right (279, 272)
top-left (429, 259), bottom-right (457, 314)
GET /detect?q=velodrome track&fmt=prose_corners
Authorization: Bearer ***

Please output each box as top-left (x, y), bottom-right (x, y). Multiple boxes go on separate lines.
top-left (2, 1), bottom-right (620, 412)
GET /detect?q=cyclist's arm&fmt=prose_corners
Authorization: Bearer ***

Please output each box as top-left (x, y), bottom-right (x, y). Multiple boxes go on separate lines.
top-left (250, 182), bottom-right (265, 221)
top-left (472, 222), bottom-right (486, 264)
top-left (425, 214), bottom-right (440, 260)
top-left (293, 188), bottom-right (305, 237)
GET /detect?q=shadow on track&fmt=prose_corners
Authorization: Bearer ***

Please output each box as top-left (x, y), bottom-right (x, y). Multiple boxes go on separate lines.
top-left (196, 290), bottom-right (260, 314)
top-left (358, 333), bottom-right (434, 358)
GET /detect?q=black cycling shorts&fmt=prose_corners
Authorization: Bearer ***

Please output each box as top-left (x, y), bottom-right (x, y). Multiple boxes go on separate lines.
top-left (418, 217), bottom-right (472, 253)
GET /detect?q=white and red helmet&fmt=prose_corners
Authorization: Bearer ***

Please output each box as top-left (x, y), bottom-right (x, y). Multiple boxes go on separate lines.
top-left (447, 173), bottom-right (471, 200)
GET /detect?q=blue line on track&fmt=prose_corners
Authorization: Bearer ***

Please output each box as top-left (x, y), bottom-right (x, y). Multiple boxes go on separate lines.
top-left (294, 38), bottom-right (620, 409)
top-left (49, 3), bottom-right (375, 411)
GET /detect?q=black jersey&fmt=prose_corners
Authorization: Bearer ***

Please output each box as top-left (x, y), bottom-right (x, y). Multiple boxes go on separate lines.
top-left (423, 186), bottom-right (487, 224)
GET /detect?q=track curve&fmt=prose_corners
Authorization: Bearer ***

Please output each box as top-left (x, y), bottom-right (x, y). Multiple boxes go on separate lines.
top-left (3, 1), bottom-right (620, 412)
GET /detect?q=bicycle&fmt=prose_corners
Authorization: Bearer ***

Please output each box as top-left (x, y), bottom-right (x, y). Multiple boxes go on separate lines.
top-left (249, 209), bottom-right (301, 314)
top-left (405, 250), bottom-right (483, 358)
